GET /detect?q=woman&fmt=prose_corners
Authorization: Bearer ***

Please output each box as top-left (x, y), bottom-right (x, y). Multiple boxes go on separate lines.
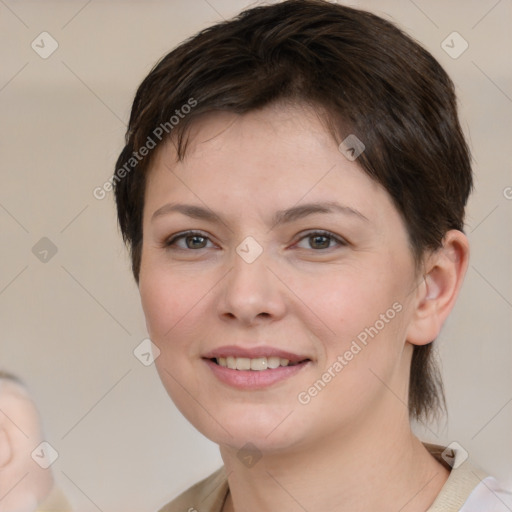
top-left (113, 1), bottom-right (510, 510)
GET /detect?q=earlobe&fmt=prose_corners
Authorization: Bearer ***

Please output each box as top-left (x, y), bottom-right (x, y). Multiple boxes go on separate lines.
top-left (406, 230), bottom-right (470, 346)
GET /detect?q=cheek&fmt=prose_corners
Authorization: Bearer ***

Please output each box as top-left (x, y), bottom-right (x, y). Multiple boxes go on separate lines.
top-left (138, 259), bottom-right (218, 396)
top-left (139, 265), bottom-right (206, 417)
top-left (296, 265), bottom-right (404, 341)
top-left (297, 263), bottom-right (410, 388)
top-left (139, 262), bottom-right (201, 341)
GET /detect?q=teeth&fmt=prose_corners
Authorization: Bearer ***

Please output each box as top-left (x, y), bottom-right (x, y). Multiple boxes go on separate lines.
top-left (267, 356), bottom-right (281, 369)
top-left (216, 356), bottom-right (296, 370)
top-left (250, 357), bottom-right (267, 370)
top-left (236, 357), bottom-right (251, 370)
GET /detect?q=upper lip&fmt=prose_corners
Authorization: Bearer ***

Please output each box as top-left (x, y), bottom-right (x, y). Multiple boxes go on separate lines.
top-left (203, 345), bottom-right (310, 363)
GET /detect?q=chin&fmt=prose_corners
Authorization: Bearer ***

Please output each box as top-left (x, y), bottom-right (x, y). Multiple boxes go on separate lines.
top-left (191, 404), bottom-right (305, 452)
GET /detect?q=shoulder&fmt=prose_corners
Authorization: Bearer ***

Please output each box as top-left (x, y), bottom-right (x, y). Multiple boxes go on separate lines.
top-left (157, 466), bottom-right (229, 512)
top-left (424, 443), bottom-right (512, 512)
top-left (460, 476), bottom-right (512, 512)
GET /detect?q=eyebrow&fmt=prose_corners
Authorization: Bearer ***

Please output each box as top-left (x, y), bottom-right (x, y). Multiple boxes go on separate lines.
top-left (151, 201), bottom-right (369, 225)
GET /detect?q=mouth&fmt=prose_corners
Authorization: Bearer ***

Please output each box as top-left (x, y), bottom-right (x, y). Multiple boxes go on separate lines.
top-left (209, 356), bottom-right (309, 370)
top-left (202, 346), bottom-right (312, 389)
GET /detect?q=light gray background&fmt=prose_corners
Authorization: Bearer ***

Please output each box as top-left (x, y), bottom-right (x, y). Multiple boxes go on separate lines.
top-left (1, 1), bottom-right (511, 511)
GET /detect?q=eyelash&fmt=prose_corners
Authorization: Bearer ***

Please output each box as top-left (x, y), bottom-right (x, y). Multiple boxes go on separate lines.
top-left (163, 230), bottom-right (347, 251)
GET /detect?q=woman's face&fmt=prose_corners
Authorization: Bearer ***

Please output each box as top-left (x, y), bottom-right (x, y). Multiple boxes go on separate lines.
top-left (139, 104), bottom-right (422, 452)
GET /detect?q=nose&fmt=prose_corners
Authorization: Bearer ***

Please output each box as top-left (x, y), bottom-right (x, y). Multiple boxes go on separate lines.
top-left (216, 250), bottom-right (287, 326)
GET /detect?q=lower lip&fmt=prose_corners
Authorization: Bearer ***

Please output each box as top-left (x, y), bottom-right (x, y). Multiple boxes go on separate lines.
top-left (203, 359), bottom-right (310, 390)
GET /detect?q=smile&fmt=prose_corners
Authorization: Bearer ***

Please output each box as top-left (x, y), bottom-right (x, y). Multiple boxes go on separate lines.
top-left (204, 358), bottom-right (310, 390)
top-left (214, 356), bottom-right (303, 370)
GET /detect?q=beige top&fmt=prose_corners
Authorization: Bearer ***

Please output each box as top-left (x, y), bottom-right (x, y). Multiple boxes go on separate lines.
top-left (157, 443), bottom-right (491, 512)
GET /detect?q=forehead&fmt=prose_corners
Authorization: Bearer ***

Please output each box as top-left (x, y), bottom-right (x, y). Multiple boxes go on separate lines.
top-left (143, 104), bottom-right (398, 229)
top-left (174, 102), bottom-right (353, 168)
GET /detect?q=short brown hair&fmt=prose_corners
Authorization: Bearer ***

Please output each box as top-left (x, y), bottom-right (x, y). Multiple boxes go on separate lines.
top-left (114, 0), bottom-right (472, 422)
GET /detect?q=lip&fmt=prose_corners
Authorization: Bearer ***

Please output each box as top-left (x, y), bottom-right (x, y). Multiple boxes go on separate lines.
top-left (202, 345), bottom-right (312, 390)
top-left (202, 345), bottom-right (310, 363)
top-left (204, 358), bottom-right (311, 390)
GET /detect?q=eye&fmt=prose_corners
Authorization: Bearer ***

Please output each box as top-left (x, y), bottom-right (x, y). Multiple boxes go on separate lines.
top-left (164, 231), bottom-right (215, 250)
top-left (294, 230), bottom-right (347, 250)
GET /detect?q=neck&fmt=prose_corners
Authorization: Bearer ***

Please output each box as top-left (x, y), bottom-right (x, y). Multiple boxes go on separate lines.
top-left (220, 403), bottom-right (449, 512)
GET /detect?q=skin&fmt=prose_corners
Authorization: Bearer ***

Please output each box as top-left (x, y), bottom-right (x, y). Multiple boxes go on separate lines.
top-left (139, 103), bottom-right (469, 512)
top-left (0, 381), bottom-right (54, 512)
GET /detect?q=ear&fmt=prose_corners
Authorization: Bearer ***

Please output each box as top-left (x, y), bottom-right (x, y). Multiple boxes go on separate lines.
top-left (0, 425), bottom-right (13, 468)
top-left (406, 230), bottom-right (469, 346)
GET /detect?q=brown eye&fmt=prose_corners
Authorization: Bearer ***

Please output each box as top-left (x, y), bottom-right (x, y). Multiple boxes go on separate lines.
top-left (164, 231), bottom-right (213, 250)
top-left (295, 231), bottom-right (347, 250)
top-left (185, 234), bottom-right (208, 249)
top-left (309, 234), bottom-right (330, 249)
